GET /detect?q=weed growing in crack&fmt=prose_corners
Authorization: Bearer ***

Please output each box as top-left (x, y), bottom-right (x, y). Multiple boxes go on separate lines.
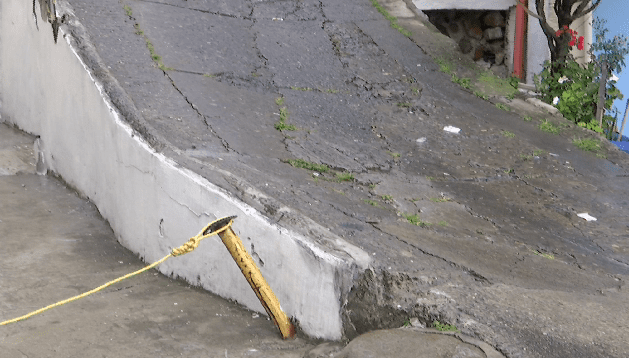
top-left (430, 197), bottom-right (450, 203)
top-left (538, 119), bottom-right (560, 135)
top-left (323, 88), bottom-right (340, 94)
top-left (520, 154), bottom-right (532, 161)
top-left (387, 151), bottom-right (401, 158)
top-left (495, 103), bottom-right (510, 111)
top-left (397, 102), bottom-right (411, 108)
top-left (402, 213), bottom-right (431, 227)
top-left (411, 87), bottom-right (420, 96)
top-left (336, 172), bottom-right (355, 182)
top-left (130, 12), bottom-right (173, 72)
top-left (274, 103), bottom-right (296, 131)
top-left (435, 57), bottom-right (454, 74)
top-left (364, 199), bottom-right (381, 207)
top-left (451, 74), bottom-right (471, 89)
top-left (522, 115), bottom-right (532, 121)
top-left (433, 320), bottom-right (459, 332)
top-left (438, 221), bottom-right (448, 227)
top-left (290, 86), bottom-right (314, 91)
top-left (573, 137), bottom-right (601, 152)
top-left (203, 73), bottom-right (216, 78)
top-left (474, 91), bottom-right (489, 100)
top-left (502, 130), bottom-right (515, 138)
top-left (381, 195), bottom-right (393, 201)
top-left (370, 0), bottom-right (412, 37)
top-left (533, 149), bottom-right (545, 156)
top-left (284, 159), bottom-right (329, 173)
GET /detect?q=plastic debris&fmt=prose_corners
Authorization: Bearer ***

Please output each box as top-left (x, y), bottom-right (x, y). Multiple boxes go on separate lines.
top-left (577, 213), bottom-right (597, 221)
top-left (416, 137), bottom-right (426, 143)
top-left (443, 126), bottom-right (461, 134)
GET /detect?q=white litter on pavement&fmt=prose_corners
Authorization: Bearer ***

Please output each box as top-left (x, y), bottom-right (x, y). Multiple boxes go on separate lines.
top-left (577, 213), bottom-right (597, 221)
top-left (416, 137), bottom-right (426, 143)
top-left (443, 126), bottom-right (461, 134)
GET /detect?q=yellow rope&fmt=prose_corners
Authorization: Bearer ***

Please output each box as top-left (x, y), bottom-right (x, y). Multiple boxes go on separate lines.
top-left (0, 217), bottom-right (234, 326)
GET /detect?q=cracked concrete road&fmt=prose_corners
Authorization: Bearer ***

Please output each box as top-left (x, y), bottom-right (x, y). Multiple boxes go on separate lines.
top-left (17, 0), bottom-right (629, 356)
top-left (0, 121), bottom-right (499, 358)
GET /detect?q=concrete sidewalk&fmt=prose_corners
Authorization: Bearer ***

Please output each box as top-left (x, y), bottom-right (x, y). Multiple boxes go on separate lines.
top-left (2, 0), bottom-right (629, 356)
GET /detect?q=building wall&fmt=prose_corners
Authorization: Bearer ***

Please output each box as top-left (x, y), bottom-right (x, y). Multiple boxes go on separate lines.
top-left (412, 0), bottom-right (515, 10)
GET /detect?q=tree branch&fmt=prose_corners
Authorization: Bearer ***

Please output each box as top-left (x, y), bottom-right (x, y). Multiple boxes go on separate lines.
top-left (512, 0), bottom-right (545, 21)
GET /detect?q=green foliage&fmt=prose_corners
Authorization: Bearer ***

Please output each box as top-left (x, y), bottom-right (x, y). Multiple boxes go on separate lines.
top-left (538, 119), bottom-right (560, 134)
top-left (573, 137), bottom-right (602, 153)
top-left (502, 131), bottom-right (515, 138)
top-left (336, 172), bottom-right (355, 182)
top-left (381, 195), bottom-right (393, 201)
top-left (451, 74), bottom-right (472, 89)
top-left (364, 199), bottom-right (381, 207)
top-left (402, 213), bottom-right (431, 227)
top-left (522, 115), bottom-right (532, 122)
top-left (433, 320), bottom-right (459, 332)
top-left (535, 18), bottom-right (626, 139)
top-left (275, 107), bottom-right (296, 131)
top-left (275, 97), bottom-right (285, 106)
top-left (285, 159), bottom-right (329, 172)
top-left (474, 91), bottom-right (489, 100)
top-left (591, 17), bottom-right (629, 75)
top-left (397, 102), bottom-right (411, 108)
top-left (435, 57), bottom-right (454, 74)
top-left (495, 103), bottom-right (510, 111)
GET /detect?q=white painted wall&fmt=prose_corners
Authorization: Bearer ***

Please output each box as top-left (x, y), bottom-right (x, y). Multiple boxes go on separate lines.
top-left (0, 0), bottom-right (369, 340)
top-left (413, 0), bottom-right (514, 10)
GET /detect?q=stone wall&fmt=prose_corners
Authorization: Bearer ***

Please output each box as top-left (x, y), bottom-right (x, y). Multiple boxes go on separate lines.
top-left (424, 10), bottom-right (509, 69)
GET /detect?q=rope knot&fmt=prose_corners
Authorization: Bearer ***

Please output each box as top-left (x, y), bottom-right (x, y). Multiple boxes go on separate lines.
top-left (171, 236), bottom-right (200, 256)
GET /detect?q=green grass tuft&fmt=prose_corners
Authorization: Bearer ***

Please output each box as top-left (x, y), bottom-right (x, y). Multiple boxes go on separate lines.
top-left (538, 120), bottom-right (560, 135)
top-left (573, 138), bottom-right (602, 152)
top-left (433, 320), bottom-right (459, 332)
top-left (285, 159), bottom-right (329, 172)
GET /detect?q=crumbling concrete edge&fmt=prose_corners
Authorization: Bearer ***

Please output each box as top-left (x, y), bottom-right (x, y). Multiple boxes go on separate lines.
top-left (0, 0), bottom-right (370, 340)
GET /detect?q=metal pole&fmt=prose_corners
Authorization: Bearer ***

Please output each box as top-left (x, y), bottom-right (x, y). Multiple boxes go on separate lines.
top-left (596, 61), bottom-right (608, 128)
top-left (618, 98), bottom-right (629, 141)
top-left (205, 217), bottom-right (295, 339)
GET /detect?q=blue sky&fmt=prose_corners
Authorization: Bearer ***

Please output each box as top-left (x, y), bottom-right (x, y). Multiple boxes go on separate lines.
top-left (593, 0), bottom-right (629, 137)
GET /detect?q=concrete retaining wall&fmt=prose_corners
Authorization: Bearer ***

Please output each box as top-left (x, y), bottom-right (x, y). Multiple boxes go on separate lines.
top-left (0, 0), bottom-right (367, 339)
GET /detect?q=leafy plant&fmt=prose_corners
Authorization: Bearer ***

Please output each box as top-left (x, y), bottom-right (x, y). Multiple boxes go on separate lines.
top-left (502, 131), bottom-right (515, 138)
top-left (495, 103), bottom-right (510, 111)
top-left (522, 115), bottom-right (533, 121)
top-left (433, 320), bottom-right (459, 332)
top-left (534, 57), bottom-right (623, 138)
top-left (573, 137), bottom-right (602, 152)
top-left (435, 57), bottom-right (454, 74)
top-left (402, 213), bottom-right (431, 227)
top-left (397, 102), bottom-right (411, 108)
top-left (381, 195), bottom-right (393, 201)
top-left (275, 97), bottom-right (285, 106)
top-left (538, 119), bottom-right (561, 134)
top-left (430, 197), bottom-right (450, 203)
top-left (438, 221), bottom-right (448, 227)
top-left (451, 74), bottom-right (472, 89)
